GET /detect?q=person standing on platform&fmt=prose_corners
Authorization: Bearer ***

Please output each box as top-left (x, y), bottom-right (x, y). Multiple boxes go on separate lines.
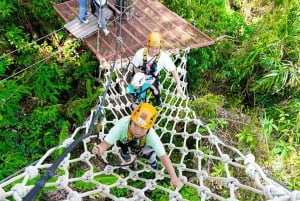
top-left (91, 0), bottom-right (110, 36)
top-left (78, 0), bottom-right (89, 24)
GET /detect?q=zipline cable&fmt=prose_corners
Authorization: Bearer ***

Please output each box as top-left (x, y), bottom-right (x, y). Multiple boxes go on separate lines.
top-left (0, 50), bottom-right (61, 82)
top-left (1, 3), bottom-right (133, 82)
top-left (0, 27), bottom-right (65, 60)
top-left (23, 1), bottom-right (125, 200)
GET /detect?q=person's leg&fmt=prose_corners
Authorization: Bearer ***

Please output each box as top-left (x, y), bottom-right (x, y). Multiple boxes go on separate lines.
top-left (117, 141), bottom-right (130, 161)
top-left (151, 79), bottom-right (161, 106)
top-left (91, 0), bottom-right (97, 15)
top-left (78, 0), bottom-right (88, 23)
top-left (99, 7), bottom-right (107, 29)
top-left (142, 146), bottom-right (158, 169)
top-left (99, 6), bottom-right (110, 35)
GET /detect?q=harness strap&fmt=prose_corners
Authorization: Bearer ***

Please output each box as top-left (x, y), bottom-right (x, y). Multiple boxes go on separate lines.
top-left (142, 48), bottom-right (161, 77)
top-left (132, 87), bottom-right (148, 98)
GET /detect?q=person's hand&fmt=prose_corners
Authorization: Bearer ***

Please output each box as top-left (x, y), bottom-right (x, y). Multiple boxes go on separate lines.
top-left (92, 142), bottom-right (101, 155)
top-left (176, 83), bottom-right (184, 96)
top-left (170, 177), bottom-right (183, 190)
top-left (134, 66), bottom-right (142, 73)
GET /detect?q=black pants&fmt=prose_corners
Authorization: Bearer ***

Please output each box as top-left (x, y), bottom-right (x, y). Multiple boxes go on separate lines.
top-left (151, 78), bottom-right (161, 106)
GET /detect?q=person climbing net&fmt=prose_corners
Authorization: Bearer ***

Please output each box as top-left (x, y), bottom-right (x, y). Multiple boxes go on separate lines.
top-left (92, 102), bottom-right (183, 189)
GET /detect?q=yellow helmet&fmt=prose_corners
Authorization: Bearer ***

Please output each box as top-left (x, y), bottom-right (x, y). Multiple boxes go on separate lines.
top-left (131, 103), bottom-right (157, 129)
top-left (147, 32), bottom-right (162, 47)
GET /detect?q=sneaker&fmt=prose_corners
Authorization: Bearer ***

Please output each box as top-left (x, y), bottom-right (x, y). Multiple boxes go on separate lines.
top-left (155, 100), bottom-right (161, 106)
top-left (98, 23), bottom-right (102, 28)
top-left (82, 19), bottom-right (89, 24)
top-left (150, 161), bottom-right (158, 170)
top-left (155, 95), bottom-right (162, 106)
top-left (78, 17), bottom-right (89, 24)
top-left (120, 151), bottom-right (131, 162)
top-left (103, 28), bottom-right (110, 36)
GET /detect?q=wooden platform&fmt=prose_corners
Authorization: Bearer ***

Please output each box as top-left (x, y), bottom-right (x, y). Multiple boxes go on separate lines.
top-left (64, 8), bottom-right (113, 39)
top-left (54, 0), bottom-right (214, 61)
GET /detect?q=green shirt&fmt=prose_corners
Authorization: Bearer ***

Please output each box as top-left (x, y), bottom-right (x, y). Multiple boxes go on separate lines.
top-left (105, 116), bottom-right (166, 157)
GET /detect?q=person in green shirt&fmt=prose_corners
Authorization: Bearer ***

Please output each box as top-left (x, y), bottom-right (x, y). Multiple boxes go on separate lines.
top-left (92, 102), bottom-right (183, 189)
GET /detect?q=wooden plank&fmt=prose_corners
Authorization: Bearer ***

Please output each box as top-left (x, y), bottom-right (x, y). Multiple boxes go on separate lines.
top-left (64, 14), bottom-right (98, 39)
top-left (63, 5), bottom-right (114, 40)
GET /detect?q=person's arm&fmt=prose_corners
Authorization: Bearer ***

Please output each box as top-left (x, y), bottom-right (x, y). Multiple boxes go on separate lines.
top-left (132, 49), bottom-right (143, 73)
top-left (160, 154), bottom-right (183, 189)
top-left (92, 140), bottom-right (111, 155)
top-left (162, 52), bottom-right (184, 96)
top-left (133, 66), bottom-right (142, 73)
top-left (150, 84), bottom-right (158, 95)
top-left (171, 69), bottom-right (184, 95)
top-left (92, 116), bottom-right (130, 154)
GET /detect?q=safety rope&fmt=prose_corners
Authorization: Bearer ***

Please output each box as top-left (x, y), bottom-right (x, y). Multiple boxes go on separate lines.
top-left (0, 27), bottom-right (65, 60)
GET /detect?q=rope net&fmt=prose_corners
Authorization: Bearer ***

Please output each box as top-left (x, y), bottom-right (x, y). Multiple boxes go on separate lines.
top-left (1, 49), bottom-right (299, 201)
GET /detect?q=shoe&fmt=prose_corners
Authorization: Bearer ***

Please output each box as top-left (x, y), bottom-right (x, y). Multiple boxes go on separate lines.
top-left (150, 161), bottom-right (158, 170)
top-left (120, 151), bottom-right (131, 162)
top-left (103, 29), bottom-right (110, 36)
top-left (98, 23), bottom-right (102, 28)
top-left (155, 100), bottom-right (161, 106)
top-left (154, 95), bottom-right (162, 106)
top-left (82, 19), bottom-right (89, 24)
top-left (78, 17), bottom-right (89, 24)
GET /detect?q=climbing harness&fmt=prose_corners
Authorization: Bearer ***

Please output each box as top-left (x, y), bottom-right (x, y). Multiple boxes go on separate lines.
top-left (127, 85), bottom-right (150, 107)
top-left (139, 47), bottom-right (161, 79)
top-left (95, 124), bottom-right (146, 167)
top-left (94, 138), bottom-right (142, 168)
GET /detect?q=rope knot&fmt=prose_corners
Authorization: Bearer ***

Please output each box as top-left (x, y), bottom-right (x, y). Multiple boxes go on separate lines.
top-left (291, 190), bottom-right (300, 201)
top-left (25, 166), bottom-right (38, 179)
top-left (66, 191), bottom-right (81, 201)
top-left (263, 185), bottom-right (287, 200)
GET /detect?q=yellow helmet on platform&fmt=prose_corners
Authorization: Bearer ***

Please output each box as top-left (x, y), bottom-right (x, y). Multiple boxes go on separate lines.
top-left (147, 32), bottom-right (162, 47)
top-left (131, 103), bottom-right (157, 129)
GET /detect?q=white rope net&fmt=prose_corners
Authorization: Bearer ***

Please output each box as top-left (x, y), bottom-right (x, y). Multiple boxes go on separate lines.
top-left (1, 49), bottom-right (299, 201)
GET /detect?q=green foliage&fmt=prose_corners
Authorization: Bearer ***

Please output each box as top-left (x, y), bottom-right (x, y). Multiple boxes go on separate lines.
top-left (73, 181), bottom-right (96, 191)
top-left (236, 127), bottom-right (259, 152)
top-left (0, 81), bottom-right (30, 126)
top-left (163, 0), bottom-right (246, 37)
top-left (54, 120), bottom-right (70, 157)
top-left (271, 140), bottom-right (296, 160)
top-left (110, 186), bottom-right (131, 198)
top-left (0, 1), bottom-right (13, 19)
top-left (190, 93), bottom-right (224, 119)
top-left (149, 188), bottom-right (169, 200)
top-left (211, 162), bottom-right (225, 177)
top-left (0, 35), bottom-right (99, 181)
top-left (261, 98), bottom-right (300, 148)
top-left (29, 64), bottom-right (70, 103)
top-left (229, 0), bottom-right (300, 106)
top-left (4, 24), bottom-right (29, 48)
top-left (0, 130), bottom-right (27, 179)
